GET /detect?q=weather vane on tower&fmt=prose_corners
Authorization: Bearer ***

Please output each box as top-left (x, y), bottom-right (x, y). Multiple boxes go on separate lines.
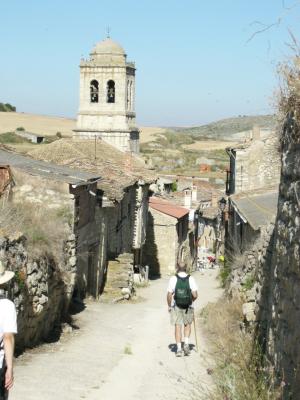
top-left (106, 26), bottom-right (111, 38)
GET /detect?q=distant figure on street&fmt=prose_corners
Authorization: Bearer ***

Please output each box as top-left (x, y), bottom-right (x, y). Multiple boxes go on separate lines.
top-left (167, 262), bottom-right (198, 357)
top-left (0, 260), bottom-right (17, 399)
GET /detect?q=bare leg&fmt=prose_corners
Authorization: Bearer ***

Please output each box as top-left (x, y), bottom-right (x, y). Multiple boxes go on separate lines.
top-left (175, 324), bottom-right (182, 344)
top-left (184, 324), bottom-right (191, 338)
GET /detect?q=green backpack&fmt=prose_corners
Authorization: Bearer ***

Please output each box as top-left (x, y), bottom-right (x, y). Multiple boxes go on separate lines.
top-left (174, 274), bottom-right (192, 309)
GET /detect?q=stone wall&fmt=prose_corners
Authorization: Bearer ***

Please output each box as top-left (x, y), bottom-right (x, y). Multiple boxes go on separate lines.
top-left (259, 115), bottom-right (300, 396)
top-left (143, 209), bottom-right (189, 276)
top-left (228, 115), bottom-right (300, 397)
top-left (228, 224), bottom-right (274, 325)
top-left (105, 188), bottom-right (135, 258)
top-left (0, 234), bottom-right (75, 352)
top-left (231, 134), bottom-right (281, 194)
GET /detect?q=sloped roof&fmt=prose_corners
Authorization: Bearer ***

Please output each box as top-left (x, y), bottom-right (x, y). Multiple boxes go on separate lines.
top-left (28, 139), bottom-right (155, 201)
top-left (149, 196), bottom-right (189, 219)
top-left (230, 187), bottom-right (278, 230)
top-left (0, 148), bottom-right (100, 186)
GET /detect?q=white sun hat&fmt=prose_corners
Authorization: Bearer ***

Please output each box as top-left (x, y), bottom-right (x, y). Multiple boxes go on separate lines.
top-left (0, 260), bottom-right (14, 285)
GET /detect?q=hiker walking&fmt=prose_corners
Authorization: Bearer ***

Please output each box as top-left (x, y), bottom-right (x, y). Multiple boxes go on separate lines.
top-left (167, 262), bottom-right (198, 357)
top-left (0, 260), bottom-right (17, 399)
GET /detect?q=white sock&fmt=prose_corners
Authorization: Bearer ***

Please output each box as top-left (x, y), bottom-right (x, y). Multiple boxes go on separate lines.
top-left (176, 342), bottom-right (182, 351)
top-left (184, 337), bottom-right (189, 345)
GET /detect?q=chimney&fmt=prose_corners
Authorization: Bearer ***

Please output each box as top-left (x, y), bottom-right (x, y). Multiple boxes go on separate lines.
top-left (191, 185), bottom-right (197, 202)
top-left (184, 189), bottom-right (192, 208)
top-left (211, 192), bottom-right (218, 208)
top-left (252, 125), bottom-right (261, 140)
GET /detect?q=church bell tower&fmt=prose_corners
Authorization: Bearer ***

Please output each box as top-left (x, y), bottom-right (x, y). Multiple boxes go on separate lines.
top-left (74, 37), bottom-right (139, 154)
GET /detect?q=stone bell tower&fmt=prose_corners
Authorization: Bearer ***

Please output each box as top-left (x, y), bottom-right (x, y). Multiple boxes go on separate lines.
top-left (74, 37), bottom-right (139, 153)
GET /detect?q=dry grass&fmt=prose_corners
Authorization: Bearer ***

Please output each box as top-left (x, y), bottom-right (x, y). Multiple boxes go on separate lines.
top-left (277, 57), bottom-right (300, 139)
top-left (0, 201), bottom-right (72, 261)
top-left (198, 298), bottom-right (282, 400)
top-left (139, 126), bottom-right (166, 143)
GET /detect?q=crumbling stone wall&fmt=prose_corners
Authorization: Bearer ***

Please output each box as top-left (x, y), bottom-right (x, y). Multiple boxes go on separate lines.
top-left (228, 114), bottom-right (300, 397)
top-left (259, 115), bottom-right (300, 396)
top-left (228, 224), bottom-right (275, 324)
top-left (0, 234), bottom-right (76, 352)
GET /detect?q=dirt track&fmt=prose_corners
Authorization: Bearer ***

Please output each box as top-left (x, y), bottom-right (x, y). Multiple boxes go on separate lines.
top-left (11, 270), bottom-right (222, 400)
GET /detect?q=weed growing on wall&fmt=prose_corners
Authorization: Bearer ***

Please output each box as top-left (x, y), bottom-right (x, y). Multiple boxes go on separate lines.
top-left (198, 298), bottom-right (281, 400)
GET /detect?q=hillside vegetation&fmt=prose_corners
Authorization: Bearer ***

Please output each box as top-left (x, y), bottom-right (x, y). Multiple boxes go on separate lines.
top-left (0, 103), bottom-right (16, 112)
top-left (174, 114), bottom-right (276, 140)
top-left (140, 114), bottom-right (276, 182)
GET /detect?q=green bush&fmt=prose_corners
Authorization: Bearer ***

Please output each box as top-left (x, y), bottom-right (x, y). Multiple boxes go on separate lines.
top-left (0, 132), bottom-right (30, 144)
top-left (219, 258), bottom-right (231, 288)
top-left (0, 103), bottom-right (16, 112)
top-left (171, 182), bottom-right (178, 192)
top-left (16, 127), bottom-right (25, 131)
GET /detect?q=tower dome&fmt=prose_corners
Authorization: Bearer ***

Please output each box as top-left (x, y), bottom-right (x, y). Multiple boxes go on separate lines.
top-left (91, 38), bottom-right (126, 56)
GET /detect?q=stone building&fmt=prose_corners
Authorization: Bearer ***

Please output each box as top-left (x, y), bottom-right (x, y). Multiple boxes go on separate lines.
top-left (226, 128), bottom-right (281, 195)
top-left (74, 37), bottom-right (139, 153)
top-left (28, 138), bottom-right (154, 297)
top-left (143, 196), bottom-right (189, 276)
top-left (228, 186), bottom-right (278, 252)
top-left (0, 148), bottom-right (102, 295)
top-left (0, 148), bottom-right (103, 350)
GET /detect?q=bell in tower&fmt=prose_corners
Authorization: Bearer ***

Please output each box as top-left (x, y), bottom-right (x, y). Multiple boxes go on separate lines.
top-left (74, 37), bottom-right (140, 154)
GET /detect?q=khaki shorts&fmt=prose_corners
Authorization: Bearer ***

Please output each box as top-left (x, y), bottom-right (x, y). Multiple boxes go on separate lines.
top-left (170, 306), bottom-right (194, 326)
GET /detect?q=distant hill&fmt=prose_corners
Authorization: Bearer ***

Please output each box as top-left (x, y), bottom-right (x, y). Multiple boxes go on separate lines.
top-left (173, 115), bottom-right (277, 140)
top-left (0, 103), bottom-right (16, 112)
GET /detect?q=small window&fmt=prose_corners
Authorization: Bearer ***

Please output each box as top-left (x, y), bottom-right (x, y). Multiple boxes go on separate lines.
top-left (90, 80), bottom-right (99, 103)
top-left (107, 80), bottom-right (115, 103)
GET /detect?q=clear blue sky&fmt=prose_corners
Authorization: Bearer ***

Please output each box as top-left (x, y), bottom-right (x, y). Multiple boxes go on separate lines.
top-left (1, 0), bottom-right (300, 126)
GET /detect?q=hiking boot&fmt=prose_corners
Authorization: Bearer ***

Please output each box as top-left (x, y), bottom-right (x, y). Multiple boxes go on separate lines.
top-left (176, 349), bottom-right (183, 357)
top-left (183, 344), bottom-right (190, 356)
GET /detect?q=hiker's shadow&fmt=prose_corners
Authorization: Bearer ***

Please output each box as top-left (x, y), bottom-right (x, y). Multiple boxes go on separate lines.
top-left (168, 343), bottom-right (196, 353)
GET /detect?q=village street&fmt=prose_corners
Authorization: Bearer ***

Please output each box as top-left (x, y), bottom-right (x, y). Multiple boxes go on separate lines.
top-left (10, 270), bottom-right (222, 400)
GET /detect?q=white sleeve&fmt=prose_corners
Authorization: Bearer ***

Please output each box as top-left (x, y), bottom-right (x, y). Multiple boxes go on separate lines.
top-left (3, 300), bottom-right (17, 334)
top-left (189, 277), bottom-right (198, 292)
top-left (167, 276), bottom-right (177, 293)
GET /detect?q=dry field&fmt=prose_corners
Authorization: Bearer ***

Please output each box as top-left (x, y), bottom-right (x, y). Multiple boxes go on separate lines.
top-left (139, 126), bottom-right (166, 143)
top-left (0, 112), bottom-right (164, 143)
top-left (183, 140), bottom-right (238, 151)
top-left (0, 112), bottom-right (75, 137)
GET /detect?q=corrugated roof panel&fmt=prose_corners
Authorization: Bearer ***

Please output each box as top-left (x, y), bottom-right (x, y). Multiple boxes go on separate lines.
top-left (231, 190), bottom-right (278, 230)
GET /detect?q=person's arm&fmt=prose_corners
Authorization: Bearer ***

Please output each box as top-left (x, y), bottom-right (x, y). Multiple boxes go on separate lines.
top-left (191, 291), bottom-right (198, 302)
top-left (167, 277), bottom-right (175, 311)
top-left (3, 333), bottom-right (14, 390)
top-left (190, 277), bottom-right (198, 302)
top-left (167, 292), bottom-right (173, 310)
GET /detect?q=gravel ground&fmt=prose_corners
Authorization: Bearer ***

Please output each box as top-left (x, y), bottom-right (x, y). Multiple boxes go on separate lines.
top-left (10, 269), bottom-right (222, 400)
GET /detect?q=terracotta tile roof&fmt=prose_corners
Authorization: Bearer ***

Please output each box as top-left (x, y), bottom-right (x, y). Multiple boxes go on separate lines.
top-left (28, 139), bottom-right (156, 201)
top-left (149, 196), bottom-right (189, 219)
